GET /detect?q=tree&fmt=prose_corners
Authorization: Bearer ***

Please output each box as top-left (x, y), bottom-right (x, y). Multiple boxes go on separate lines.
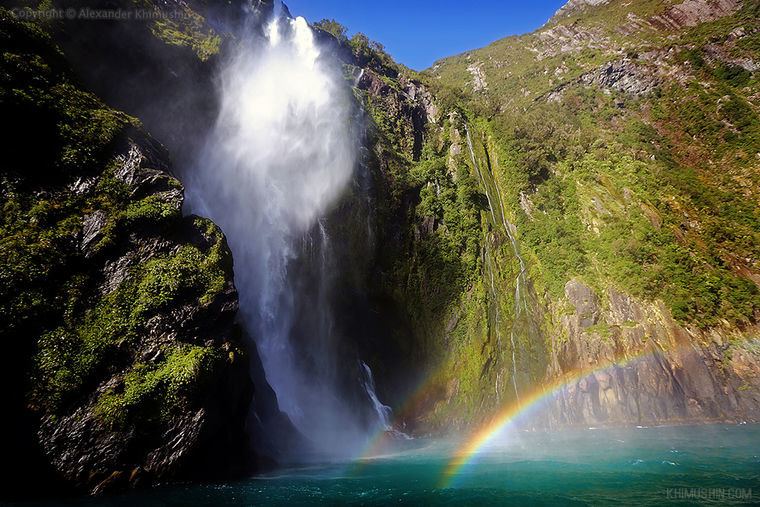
top-left (314, 19), bottom-right (348, 42)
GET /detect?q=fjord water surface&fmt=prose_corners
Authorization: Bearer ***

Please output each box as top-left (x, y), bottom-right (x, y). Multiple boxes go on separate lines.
top-left (53, 424), bottom-right (760, 506)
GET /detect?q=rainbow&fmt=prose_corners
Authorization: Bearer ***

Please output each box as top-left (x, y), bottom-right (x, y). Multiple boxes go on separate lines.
top-left (439, 346), bottom-right (664, 488)
top-left (350, 334), bottom-right (756, 485)
top-left (351, 346), bottom-right (658, 473)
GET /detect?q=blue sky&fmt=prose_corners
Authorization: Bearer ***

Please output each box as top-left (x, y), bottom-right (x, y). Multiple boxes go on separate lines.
top-left (284, 0), bottom-right (568, 70)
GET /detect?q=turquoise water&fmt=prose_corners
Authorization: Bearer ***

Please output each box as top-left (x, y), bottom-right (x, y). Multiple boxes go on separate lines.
top-left (43, 424), bottom-right (760, 505)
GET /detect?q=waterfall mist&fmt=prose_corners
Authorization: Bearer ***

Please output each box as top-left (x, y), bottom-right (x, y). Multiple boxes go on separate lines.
top-left (185, 8), bottom-right (387, 459)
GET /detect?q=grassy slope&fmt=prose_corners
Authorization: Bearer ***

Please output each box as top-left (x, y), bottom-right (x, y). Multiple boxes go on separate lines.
top-left (424, 0), bottom-right (760, 329)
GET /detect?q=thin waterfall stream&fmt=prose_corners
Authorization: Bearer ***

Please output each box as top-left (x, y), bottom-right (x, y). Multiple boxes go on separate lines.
top-left (466, 126), bottom-right (526, 404)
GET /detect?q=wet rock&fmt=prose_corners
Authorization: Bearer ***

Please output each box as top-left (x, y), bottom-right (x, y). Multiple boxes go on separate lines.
top-left (564, 279), bottom-right (600, 329)
top-left (34, 135), bottom-right (257, 495)
top-left (542, 283), bottom-right (760, 428)
top-left (80, 211), bottom-right (108, 256)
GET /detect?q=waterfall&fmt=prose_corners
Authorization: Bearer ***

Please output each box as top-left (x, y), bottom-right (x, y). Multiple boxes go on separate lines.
top-left (185, 7), bottom-right (388, 458)
top-left (465, 126), bottom-right (522, 403)
top-left (360, 361), bottom-right (392, 428)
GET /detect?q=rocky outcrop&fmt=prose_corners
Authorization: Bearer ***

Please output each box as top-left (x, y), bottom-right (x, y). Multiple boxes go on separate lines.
top-left (536, 23), bottom-right (611, 58)
top-left (35, 137), bottom-right (255, 495)
top-left (545, 57), bottom-right (662, 102)
top-left (551, 0), bottom-right (743, 32)
top-left (578, 59), bottom-right (661, 96)
top-left (398, 74), bottom-right (440, 124)
top-left (547, 0), bottom-right (610, 25)
top-left (545, 0), bottom-right (743, 58)
top-left (541, 280), bottom-right (760, 427)
top-left (703, 40), bottom-right (760, 72)
top-left (466, 61), bottom-right (488, 92)
top-left (618, 0), bottom-right (743, 34)
top-left (647, 0), bottom-right (743, 31)
top-left (357, 67), bottom-right (436, 161)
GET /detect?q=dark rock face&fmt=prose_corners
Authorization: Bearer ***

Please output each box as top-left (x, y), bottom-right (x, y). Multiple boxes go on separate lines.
top-left (36, 137), bottom-right (255, 495)
top-left (0, 8), bottom-right (269, 498)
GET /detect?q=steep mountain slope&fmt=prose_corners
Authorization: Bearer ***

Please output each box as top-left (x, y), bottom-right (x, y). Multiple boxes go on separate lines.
top-left (372, 0), bottom-right (760, 429)
top-left (305, 0), bottom-right (760, 432)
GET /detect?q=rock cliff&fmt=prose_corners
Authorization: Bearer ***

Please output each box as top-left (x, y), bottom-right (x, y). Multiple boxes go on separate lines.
top-left (544, 279), bottom-right (760, 427)
top-left (0, 4), bottom-right (279, 497)
top-left (345, 0), bottom-right (760, 433)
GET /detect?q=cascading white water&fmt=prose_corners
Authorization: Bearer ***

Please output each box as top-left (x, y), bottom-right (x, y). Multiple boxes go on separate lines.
top-left (186, 7), bottom-right (388, 458)
top-left (360, 361), bottom-right (392, 427)
top-left (466, 126), bottom-right (522, 403)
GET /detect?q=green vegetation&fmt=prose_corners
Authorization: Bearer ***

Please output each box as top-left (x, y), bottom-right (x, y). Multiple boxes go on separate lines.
top-left (366, 114), bottom-right (484, 338)
top-left (31, 234), bottom-right (231, 414)
top-left (1, 17), bottom-right (132, 180)
top-left (584, 323), bottom-right (612, 341)
top-left (1, 11), bottom-right (234, 428)
top-left (93, 192), bottom-right (182, 251)
top-left (487, 87), bottom-right (760, 327)
top-left (403, 151), bottom-right (483, 316)
top-left (419, 0), bottom-right (760, 329)
top-left (148, 7), bottom-right (221, 61)
top-left (314, 18), bottom-right (348, 42)
top-left (341, 0), bottom-right (760, 427)
top-left (95, 345), bottom-right (218, 428)
top-left (350, 32), bottom-right (398, 76)
top-left (0, 8), bottom-right (133, 351)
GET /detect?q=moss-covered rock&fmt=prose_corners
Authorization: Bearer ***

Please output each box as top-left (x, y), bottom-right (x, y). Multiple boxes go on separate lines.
top-left (1, 9), bottom-right (254, 497)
